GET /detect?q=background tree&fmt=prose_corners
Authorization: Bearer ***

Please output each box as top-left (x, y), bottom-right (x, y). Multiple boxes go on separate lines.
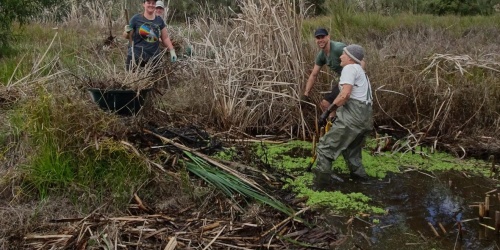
top-left (420, 0), bottom-right (498, 15)
top-left (0, 0), bottom-right (65, 52)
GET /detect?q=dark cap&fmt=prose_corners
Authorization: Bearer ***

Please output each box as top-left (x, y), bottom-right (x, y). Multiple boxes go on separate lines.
top-left (314, 28), bottom-right (328, 37)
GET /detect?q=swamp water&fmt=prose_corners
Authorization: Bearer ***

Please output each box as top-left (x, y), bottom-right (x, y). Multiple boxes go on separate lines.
top-left (325, 170), bottom-right (500, 249)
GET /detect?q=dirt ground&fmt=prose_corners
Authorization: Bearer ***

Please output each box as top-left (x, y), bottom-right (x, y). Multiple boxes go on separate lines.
top-left (1, 123), bottom-right (499, 250)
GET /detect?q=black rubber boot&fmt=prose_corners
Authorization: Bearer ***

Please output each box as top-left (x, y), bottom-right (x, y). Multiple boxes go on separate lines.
top-left (312, 170), bottom-right (344, 191)
top-left (350, 167), bottom-right (369, 181)
top-left (312, 172), bottom-right (330, 191)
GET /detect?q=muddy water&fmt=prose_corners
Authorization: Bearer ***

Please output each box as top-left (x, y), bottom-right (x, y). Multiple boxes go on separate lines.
top-left (327, 170), bottom-right (500, 250)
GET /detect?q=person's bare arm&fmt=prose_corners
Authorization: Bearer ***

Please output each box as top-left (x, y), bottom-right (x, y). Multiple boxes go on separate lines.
top-left (332, 84), bottom-right (352, 107)
top-left (304, 64), bottom-right (322, 96)
top-left (324, 84), bottom-right (353, 114)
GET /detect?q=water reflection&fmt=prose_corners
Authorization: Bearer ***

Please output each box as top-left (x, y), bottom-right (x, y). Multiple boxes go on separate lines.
top-left (329, 170), bottom-right (500, 249)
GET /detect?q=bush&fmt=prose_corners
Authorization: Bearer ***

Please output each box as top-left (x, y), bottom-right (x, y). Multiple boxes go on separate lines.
top-left (422, 0), bottom-right (481, 15)
top-left (0, 0), bottom-right (66, 49)
top-left (319, 0), bottom-right (500, 16)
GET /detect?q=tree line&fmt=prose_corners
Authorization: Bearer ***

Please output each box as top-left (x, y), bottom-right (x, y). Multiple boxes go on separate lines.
top-left (1, 0), bottom-right (499, 51)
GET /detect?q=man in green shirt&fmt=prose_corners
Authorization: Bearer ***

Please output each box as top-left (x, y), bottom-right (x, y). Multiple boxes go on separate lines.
top-left (302, 28), bottom-right (346, 113)
top-left (303, 28), bottom-right (366, 112)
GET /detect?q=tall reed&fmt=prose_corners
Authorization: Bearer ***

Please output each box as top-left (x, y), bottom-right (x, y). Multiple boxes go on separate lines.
top-left (188, 0), bottom-right (309, 136)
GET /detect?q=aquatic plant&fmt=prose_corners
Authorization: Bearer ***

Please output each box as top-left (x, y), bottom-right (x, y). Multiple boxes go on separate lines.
top-left (256, 139), bottom-right (491, 215)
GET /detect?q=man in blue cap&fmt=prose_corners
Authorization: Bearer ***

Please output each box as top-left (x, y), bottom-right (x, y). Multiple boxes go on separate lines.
top-left (302, 28), bottom-right (363, 114)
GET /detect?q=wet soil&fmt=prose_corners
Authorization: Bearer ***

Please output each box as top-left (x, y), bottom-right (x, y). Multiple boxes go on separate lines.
top-left (325, 170), bottom-right (500, 250)
top-left (128, 126), bottom-right (500, 249)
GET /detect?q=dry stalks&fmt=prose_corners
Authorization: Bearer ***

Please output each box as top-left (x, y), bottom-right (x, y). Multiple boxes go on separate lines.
top-left (370, 26), bottom-right (500, 153)
top-left (62, 0), bottom-right (125, 28)
top-left (186, 0), bottom-right (309, 136)
top-left (75, 51), bottom-right (165, 91)
top-left (19, 200), bottom-right (335, 250)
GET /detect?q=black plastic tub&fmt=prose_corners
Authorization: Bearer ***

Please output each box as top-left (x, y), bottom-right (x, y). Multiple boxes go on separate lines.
top-left (87, 88), bottom-right (151, 116)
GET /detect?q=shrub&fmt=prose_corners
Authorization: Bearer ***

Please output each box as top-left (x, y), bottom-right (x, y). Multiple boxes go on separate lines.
top-left (0, 0), bottom-right (67, 49)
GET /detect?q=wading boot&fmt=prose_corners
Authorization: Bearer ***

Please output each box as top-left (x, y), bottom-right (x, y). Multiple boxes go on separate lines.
top-left (350, 167), bottom-right (369, 181)
top-left (312, 170), bottom-right (344, 191)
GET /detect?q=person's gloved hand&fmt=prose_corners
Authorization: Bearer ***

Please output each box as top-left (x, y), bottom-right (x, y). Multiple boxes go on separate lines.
top-left (318, 110), bottom-right (331, 127)
top-left (184, 45), bottom-right (193, 57)
top-left (124, 25), bottom-right (132, 33)
top-left (170, 49), bottom-right (177, 62)
top-left (300, 94), bottom-right (311, 103)
top-left (300, 94), bottom-right (311, 109)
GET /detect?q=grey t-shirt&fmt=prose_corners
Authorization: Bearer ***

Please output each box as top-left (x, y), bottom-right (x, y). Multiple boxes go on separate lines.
top-left (314, 41), bottom-right (346, 75)
top-left (128, 14), bottom-right (165, 61)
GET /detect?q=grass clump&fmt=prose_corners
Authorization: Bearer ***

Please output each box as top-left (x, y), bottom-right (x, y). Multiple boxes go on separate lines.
top-left (184, 151), bottom-right (294, 216)
top-left (6, 79), bottom-right (152, 207)
top-left (24, 142), bottom-right (75, 198)
top-left (73, 139), bottom-right (151, 204)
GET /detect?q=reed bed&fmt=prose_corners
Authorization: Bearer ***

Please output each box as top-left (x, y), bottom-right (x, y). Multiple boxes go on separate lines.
top-left (360, 25), bottom-right (500, 153)
top-left (1, 2), bottom-right (500, 249)
top-left (186, 0), bottom-right (309, 137)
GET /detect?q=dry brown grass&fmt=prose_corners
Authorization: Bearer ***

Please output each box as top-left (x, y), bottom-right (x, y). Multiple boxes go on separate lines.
top-left (148, 12), bottom-right (500, 154)
top-left (2, 3), bottom-right (500, 248)
top-left (362, 26), bottom-right (500, 151)
top-left (171, 0), bottom-right (310, 138)
top-left (75, 50), bottom-right (166, 90)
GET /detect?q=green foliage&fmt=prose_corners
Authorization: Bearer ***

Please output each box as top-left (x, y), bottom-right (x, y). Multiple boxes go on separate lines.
top-left (258, 138), bottom-right (489, 215)
top-left (74, 140), bottom-right (151, 205)
top-left (323, 0), bottom-right (356, 38)
top-left (25, 143), bottom-right (75, 198)
top-left (318, 0), bottom-right (500, 16)
top-left (421, 0), bottom-right (498, 15)
top-left (254, 140), bottom-right (312, 173)
top-left (23, 138), bottom-right (149, 204)
top-left (307, 191), bottom-right (386, 214)
top-left (284, 173), bottom-right (385, 214)
top-left (9, 84), bottom-right (151, 206)
top-left (0, 44), bottom-right (18, 61)
top-left (0, 0), bottom-right (67, 48)
top-left (307, 0), bottom-right (327, 15)
top-left (0, 25), bottom-right (76, 84)
top-left (213, 147), bottom-right (238, 161)
top-left (0, 54), bottom-right (21, 84)
top-left (304, 12), bottom-right (500, 43)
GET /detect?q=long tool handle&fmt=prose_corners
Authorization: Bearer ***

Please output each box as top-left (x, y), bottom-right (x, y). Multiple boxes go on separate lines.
top-left (306, 116), bottom-right (336, 172)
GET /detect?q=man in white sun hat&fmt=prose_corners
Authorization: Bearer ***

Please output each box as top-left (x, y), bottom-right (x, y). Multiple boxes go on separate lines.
top-left (312, 44), bottom-right (373, 190)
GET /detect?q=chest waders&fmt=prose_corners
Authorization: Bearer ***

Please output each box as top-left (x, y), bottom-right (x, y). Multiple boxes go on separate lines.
top-left (313, 75), bottom-right (373, 188)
